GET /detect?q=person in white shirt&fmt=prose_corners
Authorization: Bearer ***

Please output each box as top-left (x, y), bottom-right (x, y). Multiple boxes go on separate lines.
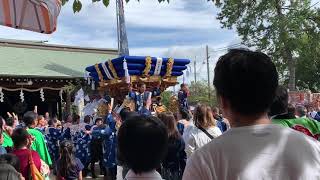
top-left (183, 49), bottom-right (320, 180)
top-left (185, 105), bottom-right (222, 158)
top-left (118, 115), bottom-right (168, 180)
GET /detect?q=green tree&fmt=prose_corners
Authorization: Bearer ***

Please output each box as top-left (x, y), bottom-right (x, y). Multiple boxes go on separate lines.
top-left (295, 32), bottom-right (320, 92)
top-left (188, 81), bottom-right (217, 107)
top-left (217, 0), bottom-right (320, 91)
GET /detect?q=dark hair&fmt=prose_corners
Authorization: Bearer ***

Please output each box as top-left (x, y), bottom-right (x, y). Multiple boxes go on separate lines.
top-left (0, 153), bottom-right (21, 172)
top-left (158, 112), bottom-right (180, 139)
top-left (84, 115), bottom-right (91, 124)
top-left (5, 117), bottom-right (14, 127)
top-left (12, 128), bottom-right (29, 149)
top-left (180, 83), bottom-right (187, 89)
top-left (138, 83), bottom-right (146, 88)
top-left (213, 49), bottom-right (278, 115)
top-left (194, 104), bottom-right (216, 128)
top-left (120, 109), bottom-right (138, 122)
top-left (73, 115), bottom-right (80, 123)
top-left (48, 118), bottom-right (58, 127)
top-left (23, 111), bottom-right (37, 127)
top-left (58, 140), bottom-right (76, 178)
top-left (180, 109), bottom-right (191, 121)
top-left (0, 116), bottom-right (3, 129)
top-left (95, 117), bottom-right (103, 125)
top-left (269, 86), bottom-right (288, 116)
top-left (296, 105), bottom-right (307, 117)
top-left (118, 115), bottom-right (168, 174)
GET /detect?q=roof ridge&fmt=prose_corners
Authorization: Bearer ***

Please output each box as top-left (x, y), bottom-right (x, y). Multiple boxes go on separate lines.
top-left (0, 38), bottom-right (118, 54)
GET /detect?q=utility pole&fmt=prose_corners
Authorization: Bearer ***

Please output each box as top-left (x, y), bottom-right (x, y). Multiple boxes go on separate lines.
top-left (194, 56), bottom-right (197, 83)
top-left (194, 56), bottom-right (197, 92)
top-left (206, 45), bottom-right (211, 100)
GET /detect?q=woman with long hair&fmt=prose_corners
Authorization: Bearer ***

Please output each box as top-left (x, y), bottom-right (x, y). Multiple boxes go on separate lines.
top-left (55, 140), bottom-right (84, 180)
top-left (185, 104), bottom-right (222, 158)
top-left (158, 112), bottom-right (186, 180)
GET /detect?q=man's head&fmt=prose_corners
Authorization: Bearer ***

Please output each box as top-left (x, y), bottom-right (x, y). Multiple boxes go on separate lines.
top-left (12, 128), bottom-right (29, 149)
top-left (118, 115), bottom-right (168, 174)
top-left (180, 109), bottom-right (192, 121)
top-left (212, 107), bottom-right (220, 119)
top-left (84, 115), bottom-right (91, 124)
top-left (213, 49), bottom-right (278, 120)
top-left (296, 105), bottom-right (307, 118)
top-left (37, 115), bottom-right (46, 127)
top-left (23, 111), bottom-right (38, 128)
top-left (95, 117), bottom-right (103, 126)
top-left (138, 83), bottom-right (146, 93)
top-left (269, 86), bottom-right (288, 116)
top-left (180, 83), bottom-right (188, 91)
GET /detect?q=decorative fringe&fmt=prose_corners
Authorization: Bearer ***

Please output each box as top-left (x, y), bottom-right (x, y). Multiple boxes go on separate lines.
top-left (40, 88), bottom-right (45, 102)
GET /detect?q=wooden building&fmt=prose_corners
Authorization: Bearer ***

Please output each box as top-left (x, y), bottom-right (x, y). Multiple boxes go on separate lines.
top-left (0, 39), bottom-right (118, 119)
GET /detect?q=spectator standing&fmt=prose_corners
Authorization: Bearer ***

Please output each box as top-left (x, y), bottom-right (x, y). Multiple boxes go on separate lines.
top-left (118, 115), bottom-right (168, 180)
top-left (55, 140), bottom-right (84, 180)
top-left (158, 112), bottom-right (186, 180)
top-left (183, 49), bottom-right (320, 180)
top-left (12, 128), bottom-right (41, 179)
top-left (23, 111), bottom-right (52, 166)
top-left (185, 105), bottom-right (221, 158)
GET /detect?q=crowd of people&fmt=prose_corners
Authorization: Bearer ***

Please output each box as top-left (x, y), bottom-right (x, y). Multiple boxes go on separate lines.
top-left (0, 49), bottom-right (320, 180)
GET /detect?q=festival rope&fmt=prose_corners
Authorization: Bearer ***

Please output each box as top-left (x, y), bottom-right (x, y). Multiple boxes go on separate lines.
top-left (95, 64), bottom-right (104, 81)
top-left (0, 87), bottom-right (63, 92)
top-left (108, 60), bottom-right (119, 79)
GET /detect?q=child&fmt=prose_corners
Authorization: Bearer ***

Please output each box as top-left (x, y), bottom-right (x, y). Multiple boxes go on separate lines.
top-left (55, 140), bottom-right (84, 180)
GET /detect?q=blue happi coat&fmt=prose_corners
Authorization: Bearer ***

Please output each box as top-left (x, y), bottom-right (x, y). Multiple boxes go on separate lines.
top-left (129, 91), bottom-right (151, 112)
top-left (92, 113), bottom-right (117, 169)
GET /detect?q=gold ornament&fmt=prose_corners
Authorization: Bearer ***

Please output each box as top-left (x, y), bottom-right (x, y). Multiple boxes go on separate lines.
top-left (143, 56), bottom-right (152, 77)
top-left (95, 64), bottom-right (104, 81)
top-left (168, 95), bottom-right (179, 113)
top-left (165, 58), bottom-right (174, 77)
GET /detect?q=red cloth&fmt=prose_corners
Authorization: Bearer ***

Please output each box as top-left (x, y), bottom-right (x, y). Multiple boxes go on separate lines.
top-left (13, 149), bottom-right (41, 179)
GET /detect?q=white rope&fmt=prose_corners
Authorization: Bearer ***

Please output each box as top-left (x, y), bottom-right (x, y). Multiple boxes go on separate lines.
top-left (0, 87), bottom-right (63, 92)
top-left (102, 61), bottom-right (114, 80)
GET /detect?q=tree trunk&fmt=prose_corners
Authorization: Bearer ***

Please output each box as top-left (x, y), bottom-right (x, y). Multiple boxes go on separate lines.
top-left (275, 0), bottom-right (296, 91)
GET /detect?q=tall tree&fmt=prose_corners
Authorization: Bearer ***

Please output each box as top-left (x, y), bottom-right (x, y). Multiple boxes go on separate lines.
top-left (217, 0), bottom-right (320, 91)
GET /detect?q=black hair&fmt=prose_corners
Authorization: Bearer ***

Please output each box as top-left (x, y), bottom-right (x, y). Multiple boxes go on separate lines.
top-left (118, 115), bottom-right (168, 174)
top-left (0, 116), bottom-right (3, 129)
top-left (72, 114), bottom-right (80, 123)
top-left (213, 49), bottom-right (278, 115)
top-left (12, 128), bottom-right (29, 149)
top-left (58, 140), bottom-right (76, 178)
top-left (296, 105), bottom-right (307, 117)
top-left (23, 111), bottom-right (37, 127)
top-left (138, 83), bottom-right (146, 88)
top-left (84, 115), bottom-right (91, 124)
top-left (269, 86), bottom-right (288, 116)
top-left (0, 153), bottom-right (21, 172)
top-left (120, 109), bottom-right (138, 122)
top-left (5, 117), bottom-right (14, 127)
top-left (180, 109), bottom-right (192, 121)
top-left (48, 118), bottom-right (58, 127)
top-left (180, 83), bottom-right (187, 89)
top-left (94, 117), bottom-right (103, 125)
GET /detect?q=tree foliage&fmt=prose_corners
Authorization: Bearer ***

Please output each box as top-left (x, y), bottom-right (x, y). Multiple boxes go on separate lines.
top-left (295, 32), bottom-right (320, 92)
top-left (217, 0), bottom-right (320, 91)
top-left (188, 81), bottom-right (217, 107)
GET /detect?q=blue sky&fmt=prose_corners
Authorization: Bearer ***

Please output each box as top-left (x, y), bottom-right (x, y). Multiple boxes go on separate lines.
top-left (0, 0), bottom-right (240, 83)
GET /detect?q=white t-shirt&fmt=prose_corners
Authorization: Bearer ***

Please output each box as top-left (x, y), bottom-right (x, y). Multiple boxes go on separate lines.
top-left (183, 124), bottom-right (320, 180)
top-left (185, 126), bottom-right (222, 158)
